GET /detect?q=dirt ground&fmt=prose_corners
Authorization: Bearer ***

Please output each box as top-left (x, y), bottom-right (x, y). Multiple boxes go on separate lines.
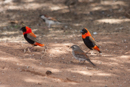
top-left (0, 0), bottom-right (130, 87)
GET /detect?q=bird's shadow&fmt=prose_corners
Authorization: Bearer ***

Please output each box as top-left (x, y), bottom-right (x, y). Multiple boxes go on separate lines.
top-left (70, 61), bottom-right (96, 67)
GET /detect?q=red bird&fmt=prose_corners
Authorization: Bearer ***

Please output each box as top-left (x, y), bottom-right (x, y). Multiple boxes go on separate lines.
top-left (20, 26), bottom-right (44, 51)
top-left (80, 28), bottom-right (101, 53)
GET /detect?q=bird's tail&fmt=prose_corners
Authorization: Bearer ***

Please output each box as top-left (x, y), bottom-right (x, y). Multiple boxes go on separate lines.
top-left (87, 60), bottom-right (96, 66)
top-left (93, 46), bottom-right (102, 53)
top-left (35, 42), bottom-right (44, 47)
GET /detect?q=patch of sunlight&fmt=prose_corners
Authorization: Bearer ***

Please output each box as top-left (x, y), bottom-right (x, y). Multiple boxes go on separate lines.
top-left (44, 68), bottom-right (60, 73)
top-left (101, 1), bottom-right (127, 6)
top-left (0, 22), bottom-right (8, 27)
top-left (67, 69), bottom-right (113, 76)
top-left (24, 0), bottom-right (34, 3)
top-left (92, 6), bottom-right (105, 11)
top-left (102, 54), bottom-right (114, 57)
top-left (73, 23), bottom-right (83, 26)
top-left (102, 41), bottom-right (115, 44)
top-left (4, 0), bottom-right (13, 4)
top-left (0, 57), bottom-right (19, 62)
top-left (0, 85), bottom-right (10, 87)
top-left (51, 43), bottom-right (73, 47)
top-left (91, 5), bottom-right (118, 11)
top-left (74, 71), bottom-right (93, 75)
top-left (62, 43), bottom-right (74, 46)
top-left (49, 47), bottom-right (68, 54)
top-left (50, 6), bottom-right (61, 10)
top-left (50, 5), bottom-right (66, 11)
top-left (96, 73), bottom-right (112, 76)
top-left (120, 55), bottom-right (130, 59)
top-left (0, 35), bottom-right (23, 42)
top-left (95, 19), bottom-right (130, 24)
top-left (24, 78), bottom-right (42, 83)
top-left (91, 0), bottom-right (126, 11)
top-left (66, 68), bottom-right (93, 75)
top-left (1, 31), bottom-right (18, 35)
top-left (7, 3), bottom-right (46, 10)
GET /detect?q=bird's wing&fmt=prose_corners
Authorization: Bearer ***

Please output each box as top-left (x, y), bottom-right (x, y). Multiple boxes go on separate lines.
top-left (27, 33), bottom-right (43, 44)
top-left (74, 50), bottom-right (96, 66)
top-left (28, 32), bottom-right (36, 38)
top-left (48, 17), bottom-right (57, 21)
top-left (74, 51), bottom-right (89, 60)
top-left (89, 36), bottom-right (96, 45)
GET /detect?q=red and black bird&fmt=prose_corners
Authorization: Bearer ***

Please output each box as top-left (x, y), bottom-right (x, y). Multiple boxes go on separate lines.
top-left (81, 28), bottom-right (101, 53)
top-left (20, 26), bottom-right (44, 48)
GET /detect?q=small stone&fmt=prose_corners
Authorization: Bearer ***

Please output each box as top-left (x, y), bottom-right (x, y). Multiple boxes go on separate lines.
top-left (65, 26), bottom-right (68, 28)
top-left (37, 83), bottom-right (42, 85)
top-left (27, 66), bottom-right (29, 68)
top-left (40, 63), bottom-right (42, 65)
top-left (73, 76), bottom-right (76, 78)
top-left (46, 70), bottom-right (52, 75)
top-left (105, 85), bottom-right (107, 87)
top-left (93, 32), bottom-right (97, 35)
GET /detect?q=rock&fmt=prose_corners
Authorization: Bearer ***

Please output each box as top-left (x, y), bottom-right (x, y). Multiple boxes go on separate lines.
top-left (93, 32), bottom-right (97, 35)
top-left (46, 70), bottom-right (52, 75)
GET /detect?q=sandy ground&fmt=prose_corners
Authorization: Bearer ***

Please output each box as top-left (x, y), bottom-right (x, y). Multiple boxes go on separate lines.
top-left (0, 0), bottom-right (130, 87)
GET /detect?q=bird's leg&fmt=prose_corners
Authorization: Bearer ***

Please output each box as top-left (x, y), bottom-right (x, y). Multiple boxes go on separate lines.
top-left (24, 46), bottom-right (34, 53)
top-left (86, 50), bottom-right (91, 54)
top-left (27, 47), bottom-right (31, 52)
top-left (41, 46), bottom-right (47, 59)
top-left (79, 60), bottom-right (85, 64)
top-left (82, 60), bottom-right (85, 64)
top-left (28, 45), bottom-right (35, 52)
top-left (24, 47), bottom-right (30, 53)
top-left (79, 60), bottom-right (81, 64)
top-left (24, 48), bottom-right (27, 53)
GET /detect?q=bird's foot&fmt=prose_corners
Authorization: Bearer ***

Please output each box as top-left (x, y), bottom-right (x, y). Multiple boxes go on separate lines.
top-left (79, 60), bottom-right (85, 64)
top-left (24, 47), bottom-right (33, 53)
top-left (86, 50), bottom-right (91, 54)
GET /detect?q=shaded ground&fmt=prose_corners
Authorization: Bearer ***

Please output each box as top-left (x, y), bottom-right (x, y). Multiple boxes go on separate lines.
top-left (0, 0), bottom-right (130, 87)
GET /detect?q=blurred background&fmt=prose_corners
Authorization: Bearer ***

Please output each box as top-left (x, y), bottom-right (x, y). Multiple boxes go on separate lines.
top-left (0, 0), bottom-right (130, 87)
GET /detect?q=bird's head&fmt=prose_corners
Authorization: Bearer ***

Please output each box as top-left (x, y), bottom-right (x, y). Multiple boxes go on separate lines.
top-left (20, 26), bottom-right (32, 35)
top-left (40, 14), bottom-right (48, 19)
top-left (80, 28), bottom-right (88, 34)
top-left (71, 45), bottom-right (80, 50)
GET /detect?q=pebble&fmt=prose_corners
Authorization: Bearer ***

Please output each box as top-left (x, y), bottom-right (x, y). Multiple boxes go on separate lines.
top-left (40, 63), bottom-right (42, 65)
top-left (80, 79), bottom-right (82, 81)
top-left (46, 70), bottom-right (52, 75)
top-left (93, 32), bottom-right (97, 35)
top-left (73, 76), bottom-right (76, 78)
top-left (65, 26), bottom-right (68, 28)
top-left (104, 85), bottom-right (107, 87)
top-left (119, 27), bottom-right (123, 30)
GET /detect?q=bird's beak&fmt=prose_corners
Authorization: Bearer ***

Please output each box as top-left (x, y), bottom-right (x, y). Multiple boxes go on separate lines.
top-left (70, 46), bottom-right (73, 48)
top-left (39, 15), bottom-right (43, 17)
top-left (80, 30), bottom-right (83, 33)
top-left (20, 28), bottom-right (22, 31)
